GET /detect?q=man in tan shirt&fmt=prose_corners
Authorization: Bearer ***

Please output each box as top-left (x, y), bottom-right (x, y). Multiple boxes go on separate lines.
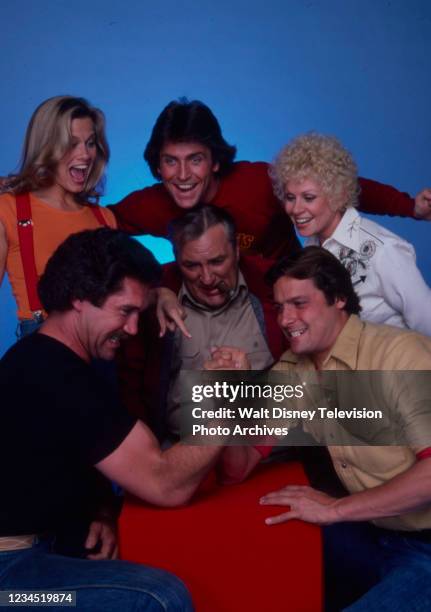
top-left (255, 246), bottom-right (431, 611)
top-left (118, 204), bottom-right (285, 447)
top-left (165, 204), bottom-right (278, 437)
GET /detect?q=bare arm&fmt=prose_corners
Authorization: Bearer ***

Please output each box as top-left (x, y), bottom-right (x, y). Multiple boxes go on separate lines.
top-left (0, 220), bottom-right (7, 287)
top-left (260, 458), bottom-right (431, 525)
top-left (96, 420), bottom-right (223, 507)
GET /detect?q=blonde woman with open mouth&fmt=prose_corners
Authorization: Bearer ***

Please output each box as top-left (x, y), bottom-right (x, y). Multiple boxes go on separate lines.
top-left (0, 95), bottom-right (116, 338)
top-left (271, 132), bottom-right (431, 335)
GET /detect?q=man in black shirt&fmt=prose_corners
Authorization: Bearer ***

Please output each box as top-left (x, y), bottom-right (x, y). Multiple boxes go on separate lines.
top-left (0, 228), bottom-right (224, 611)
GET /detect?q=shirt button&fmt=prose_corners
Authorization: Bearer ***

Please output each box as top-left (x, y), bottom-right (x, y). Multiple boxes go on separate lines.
top-left (341, 462), bottom-right (348, 469)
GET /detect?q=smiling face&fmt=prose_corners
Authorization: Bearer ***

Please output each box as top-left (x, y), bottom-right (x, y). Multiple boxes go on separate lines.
top-left (283, 177), bottom-right (343, 243)
top-left (75, 277), bottom-right (151, 362)
top-left (158, 141), bottom-right (220, 209)
top-left (54, 116), bottom-right (98, 197)
top-left (177, 224), bottom-right (239, 309)
top-left (273, 275), bottom-right (348, 368)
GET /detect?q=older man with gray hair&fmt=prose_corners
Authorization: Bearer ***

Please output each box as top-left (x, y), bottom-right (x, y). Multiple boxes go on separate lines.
top-left (118, 204), bottom-right (287, 460)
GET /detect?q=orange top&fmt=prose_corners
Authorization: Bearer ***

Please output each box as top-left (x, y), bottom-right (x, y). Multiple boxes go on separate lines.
top-left (0, 192), bottom-right (117, 319)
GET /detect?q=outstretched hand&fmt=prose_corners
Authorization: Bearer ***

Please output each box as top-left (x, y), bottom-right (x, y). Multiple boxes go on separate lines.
top-left (260, 484), bottom-right (339, 526)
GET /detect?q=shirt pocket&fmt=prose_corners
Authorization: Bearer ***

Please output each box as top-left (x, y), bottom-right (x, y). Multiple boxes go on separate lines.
top-left (241, 333), bottom-right (273, 369)
top-left (348, 446), bottom-right (414, 483)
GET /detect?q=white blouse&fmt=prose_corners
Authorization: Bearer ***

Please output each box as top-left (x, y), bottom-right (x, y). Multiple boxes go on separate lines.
top-left (306, 207), bottom-right (431, 336)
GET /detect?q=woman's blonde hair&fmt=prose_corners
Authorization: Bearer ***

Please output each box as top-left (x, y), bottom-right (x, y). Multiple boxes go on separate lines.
top-left (4, 95), bottom-right (109, 202)
top-left (270, 132), bottom-right (359, 210)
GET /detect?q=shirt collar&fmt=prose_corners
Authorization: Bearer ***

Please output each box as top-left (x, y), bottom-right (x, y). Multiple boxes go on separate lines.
top-left (278, 314), bottom-right (364, 370)
top-left (325, 207), bottom-right (361, 253)
top-left (305, 207), bottom-right (361, 253)
top-left (321, 314), bottom-right (364, 369)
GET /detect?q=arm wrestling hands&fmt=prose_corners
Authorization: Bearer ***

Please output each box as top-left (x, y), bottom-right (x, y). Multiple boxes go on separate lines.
top-left (203, 345), bottom-right (259, 482)
top-left (204, 346), bottom-right (251, 370)
top-left (203, 347), bottom-right (269, 483)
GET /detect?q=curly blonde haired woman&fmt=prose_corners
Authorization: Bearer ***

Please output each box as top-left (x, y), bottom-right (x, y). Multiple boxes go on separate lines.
top-left (271, 132), bottom-right (431, 335)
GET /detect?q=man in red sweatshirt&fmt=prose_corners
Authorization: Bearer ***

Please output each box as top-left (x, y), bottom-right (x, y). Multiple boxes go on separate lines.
top-left (110, 98), bottom-right (430, 259)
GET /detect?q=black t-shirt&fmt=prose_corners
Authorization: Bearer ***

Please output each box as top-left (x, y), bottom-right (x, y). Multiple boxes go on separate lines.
top-left (0, 333), bottom-right (136, 536)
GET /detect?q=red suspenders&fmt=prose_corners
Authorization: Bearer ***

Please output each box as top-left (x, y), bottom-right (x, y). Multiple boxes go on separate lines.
top-left (15, 193), bottom-right (109, 318)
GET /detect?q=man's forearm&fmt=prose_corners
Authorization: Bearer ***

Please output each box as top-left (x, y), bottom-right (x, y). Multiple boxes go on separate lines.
top-left (156, 416), bottom-right (235, 502)
top-left (331, 459), bottom-right (431, 523)
top-left (156, 442), bottom-right (224, 505)
top-left (97, 421), bottom-right (226, 507)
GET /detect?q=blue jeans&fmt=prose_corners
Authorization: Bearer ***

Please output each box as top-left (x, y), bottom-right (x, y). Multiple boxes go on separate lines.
top-left (324, 522), bottom-right (431, 612)
top-left (0, 539), bottom-right (193, 611)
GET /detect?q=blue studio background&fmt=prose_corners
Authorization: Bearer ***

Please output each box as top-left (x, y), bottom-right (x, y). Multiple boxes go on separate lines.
top-left (1, 0), bottom-right (430, 355)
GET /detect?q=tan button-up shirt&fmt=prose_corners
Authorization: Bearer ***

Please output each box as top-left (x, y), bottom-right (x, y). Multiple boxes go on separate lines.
top-left (167, 272), bottom-right (273, 435)
top-left (273, 315), bottom-right (431, 531)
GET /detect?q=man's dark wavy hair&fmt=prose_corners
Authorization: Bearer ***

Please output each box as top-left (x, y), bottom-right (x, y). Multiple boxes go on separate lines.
top-left (266, 246), bottom-right (361, 315)
top-left (144, 98), bottom-right (237, 179)
top-left (38, 228), bottom-right (162, 313)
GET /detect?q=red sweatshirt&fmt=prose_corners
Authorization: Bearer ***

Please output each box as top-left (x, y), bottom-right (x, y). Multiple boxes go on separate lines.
top-left (109, 161), bottom-right (415, 259)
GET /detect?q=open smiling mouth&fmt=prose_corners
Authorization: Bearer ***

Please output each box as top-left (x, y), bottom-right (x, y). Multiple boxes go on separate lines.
top-left (294, 217), bottom-right (313, 227)
top-left (173, 183), bottom-right (198, 193)
top-left (200, 286), bottom-right (221, 295)
top-left (287, 327), bottom-right (307, 338)
top-left (69, 164), bottom-right (91, 184)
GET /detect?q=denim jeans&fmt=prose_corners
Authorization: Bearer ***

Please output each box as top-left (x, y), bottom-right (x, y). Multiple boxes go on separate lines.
top-left (324, 522), bottom-right (431, 612)
top-left (0, 538), bottom-right (193, 611)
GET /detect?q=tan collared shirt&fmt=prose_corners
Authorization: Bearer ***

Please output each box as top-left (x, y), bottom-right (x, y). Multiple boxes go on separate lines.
top-left (273, 315), bottom-right (431, 531)
top-left (167, 272), bottom-right (273, 435)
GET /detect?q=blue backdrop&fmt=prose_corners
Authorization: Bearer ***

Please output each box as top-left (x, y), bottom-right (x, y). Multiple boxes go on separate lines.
top-left (1, 0), bottom-right (430, 355)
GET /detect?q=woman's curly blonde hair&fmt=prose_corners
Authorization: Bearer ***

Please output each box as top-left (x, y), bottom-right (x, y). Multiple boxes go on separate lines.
top-left (270, 132), bottom-right (359, 210)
